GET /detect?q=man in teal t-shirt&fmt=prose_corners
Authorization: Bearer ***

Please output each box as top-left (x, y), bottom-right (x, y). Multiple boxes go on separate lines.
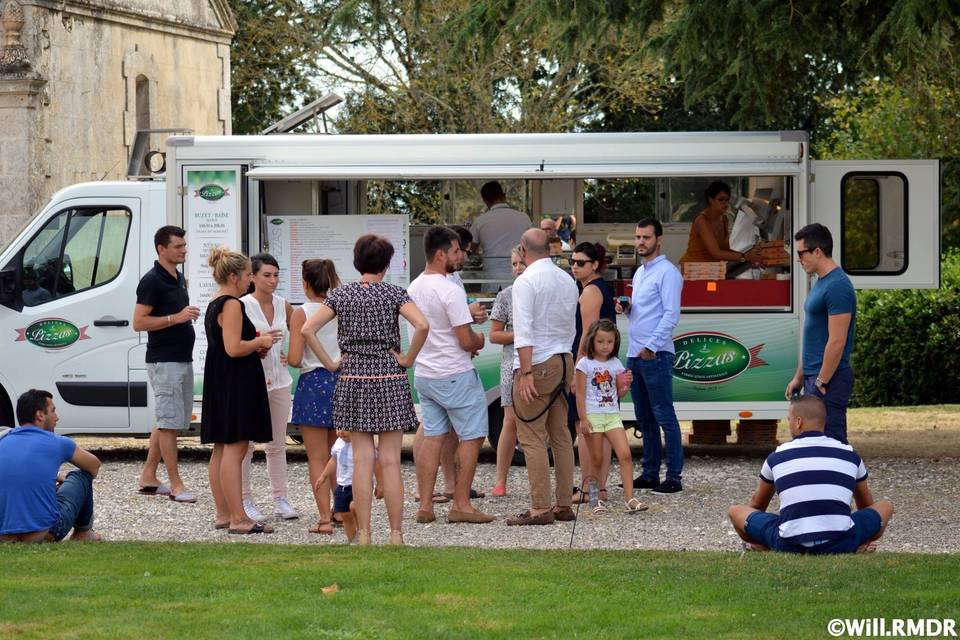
top-left (785, 224), bottom-right (856, 443)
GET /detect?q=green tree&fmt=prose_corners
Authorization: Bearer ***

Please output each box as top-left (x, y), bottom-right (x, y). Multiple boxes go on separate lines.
top-left (455, 0), bottom-right (960, 131)
top-left (229, 0), bottom-right (325, 134)
top-left (816, 78), bottom-right (960, 250)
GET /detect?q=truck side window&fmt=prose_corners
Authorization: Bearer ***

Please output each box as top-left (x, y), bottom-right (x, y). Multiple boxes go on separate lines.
top-left (841, 173), bottom-right (907, 275)
top-left (21, 208), bottom-right (131, 306)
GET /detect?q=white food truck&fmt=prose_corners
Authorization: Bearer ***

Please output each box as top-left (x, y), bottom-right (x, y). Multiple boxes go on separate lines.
top-left (0, 131), bottom-right (939, 446)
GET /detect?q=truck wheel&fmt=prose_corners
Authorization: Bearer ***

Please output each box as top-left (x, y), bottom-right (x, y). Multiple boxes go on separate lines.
top-left (0, 387), bottom-right (13, 427)
top-left (487, 400), bottom-right (504, 450)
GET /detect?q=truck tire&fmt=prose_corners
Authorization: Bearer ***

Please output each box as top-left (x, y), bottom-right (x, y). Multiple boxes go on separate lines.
top-left (0, 386), bottom-right (13, 427)
top-left (486, 400), bottom-right (526, 467)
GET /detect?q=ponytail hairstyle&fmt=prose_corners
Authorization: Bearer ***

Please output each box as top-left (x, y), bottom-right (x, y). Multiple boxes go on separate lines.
top-left (583, 318), bottom-right (621, 360)
top-left (251, 253), bottom-right (280, 274)
top-left (302, 258), bottom-right (340, 297)
top-left (208, 245), bottom-right (249, 285)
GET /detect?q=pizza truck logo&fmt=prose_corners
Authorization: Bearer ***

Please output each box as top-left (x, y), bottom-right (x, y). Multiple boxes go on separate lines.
top-left (672, 332), bottom-right (767, 384)
top-left (15, 318), bottom-right (90, 349)
top-left (195, 184), bottom-right (228, 201)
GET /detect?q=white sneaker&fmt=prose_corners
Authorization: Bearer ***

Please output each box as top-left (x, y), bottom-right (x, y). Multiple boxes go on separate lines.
top-left (243, 498), bottom-right (265, 521)
top-left (274, 496), bottom-right (299, 520)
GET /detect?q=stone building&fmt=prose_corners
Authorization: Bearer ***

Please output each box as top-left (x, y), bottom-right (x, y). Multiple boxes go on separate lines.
top-left (0, 0), bottom-right (235, 243)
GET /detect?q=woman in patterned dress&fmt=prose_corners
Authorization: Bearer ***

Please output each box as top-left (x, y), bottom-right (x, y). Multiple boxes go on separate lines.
top-left (301, 235), bottom-right (429, 545)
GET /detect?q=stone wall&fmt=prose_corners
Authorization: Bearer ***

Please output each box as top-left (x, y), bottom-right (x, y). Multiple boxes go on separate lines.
top-left (0, 0), bottom-right (234, 245)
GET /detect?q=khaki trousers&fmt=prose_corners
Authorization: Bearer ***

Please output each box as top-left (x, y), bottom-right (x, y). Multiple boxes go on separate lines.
top-left (513, 353), bottom-right (574, 510)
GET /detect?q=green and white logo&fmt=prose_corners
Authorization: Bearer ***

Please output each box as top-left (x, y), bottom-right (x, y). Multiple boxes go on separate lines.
top-left (270, 218), bottom-right (285, 225)
top-left (673, 332), bottom-right (767, 384)
top-left (16, 318), bottom-right (90, 349)
top-left (195, 184), bottom-right (227, 201)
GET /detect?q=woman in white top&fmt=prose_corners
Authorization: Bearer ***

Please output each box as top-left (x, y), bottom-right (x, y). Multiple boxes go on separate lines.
top-left (240, 254), bottom-right (297, 521)
top-left (287, 258), bottom-right (341, 535)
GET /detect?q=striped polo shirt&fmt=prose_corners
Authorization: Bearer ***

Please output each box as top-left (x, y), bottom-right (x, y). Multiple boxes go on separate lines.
top-left (760, 431), bottom-right (868, 544)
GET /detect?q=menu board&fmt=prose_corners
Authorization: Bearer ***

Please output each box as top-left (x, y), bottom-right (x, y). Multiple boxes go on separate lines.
top-left (265, 214), bottom-right (410, 303)
top-left (183, 166), bottom-right (242, 386)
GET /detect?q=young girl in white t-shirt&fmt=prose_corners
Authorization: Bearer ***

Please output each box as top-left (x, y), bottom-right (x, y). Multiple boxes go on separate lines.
top-left (575, 319), bottom-right (648, 514)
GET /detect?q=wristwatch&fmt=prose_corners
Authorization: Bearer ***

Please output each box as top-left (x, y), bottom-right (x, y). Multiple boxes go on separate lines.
top-left (815, 376), bottom-right (827, 387)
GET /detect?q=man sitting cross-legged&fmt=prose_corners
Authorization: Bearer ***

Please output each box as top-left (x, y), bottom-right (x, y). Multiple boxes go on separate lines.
top-left (0, 389), bottom-right (102, 543)
top-left (729, 395), bottom-right (893, 554)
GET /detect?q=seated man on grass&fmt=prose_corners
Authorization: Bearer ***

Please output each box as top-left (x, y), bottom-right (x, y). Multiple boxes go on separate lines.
top-left (0, 389), bottom-right (102, 543)
top-left (729, 395), bottom-right (893, 554)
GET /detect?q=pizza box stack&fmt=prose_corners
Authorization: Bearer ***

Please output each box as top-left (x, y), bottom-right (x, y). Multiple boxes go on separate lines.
top-left (682, 261), bottom-right (727, 281)
top-left (755, 241), bottom-right (790, 266)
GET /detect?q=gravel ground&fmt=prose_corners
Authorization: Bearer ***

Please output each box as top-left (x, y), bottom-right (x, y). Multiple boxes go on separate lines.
top-left (89, 454), bottom-right (960, 553)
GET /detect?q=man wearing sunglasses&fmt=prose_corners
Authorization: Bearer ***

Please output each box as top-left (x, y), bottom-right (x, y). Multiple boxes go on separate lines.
top-left (785, 223), bottom-right (856, 444)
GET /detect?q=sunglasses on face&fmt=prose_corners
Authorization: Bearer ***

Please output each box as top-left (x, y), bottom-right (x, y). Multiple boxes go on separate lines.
top-left (796, 248), bottom-right (815, 258)
top-left (570, 259), bottom-right (595, 267)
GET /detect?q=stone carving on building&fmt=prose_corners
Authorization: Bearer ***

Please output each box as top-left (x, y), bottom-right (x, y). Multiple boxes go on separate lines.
top-left (0, 0), bottom-right (31, 76)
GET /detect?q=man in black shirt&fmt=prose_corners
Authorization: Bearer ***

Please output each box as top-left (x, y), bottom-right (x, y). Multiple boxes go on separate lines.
top-left (133, 226), bottom-right (200, 502)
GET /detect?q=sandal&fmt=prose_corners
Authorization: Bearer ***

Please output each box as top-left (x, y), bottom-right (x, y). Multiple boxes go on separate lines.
top-left (442, 488), bottom-right (485, 500)
top-left (592, 500), bottom-right (609, 514)
top-left (227, 522), bottom-right (274, 535)
top-left (490, 485), bottom-right (507, 498)
top-left (572, 487), bottom-right (590, 504)
top-left (625, 497), bottom-right (649, 513)
top-left (308, 520), bottom-right (334, 535)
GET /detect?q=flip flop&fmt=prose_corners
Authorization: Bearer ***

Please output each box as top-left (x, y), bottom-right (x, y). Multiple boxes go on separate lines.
top-left (442, 489), bottom-right (485, 500)
top-left (227, 522), bottom-right (274, 535)
top-left (415, 493), bottom-right (451, 504)
top-left (169, 491), bottom-right (197, 503)
top-left (138, 485), bottom-right (171, 496)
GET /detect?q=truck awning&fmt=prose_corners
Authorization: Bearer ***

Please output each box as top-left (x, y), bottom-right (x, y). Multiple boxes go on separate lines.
top-left (246, 162), bottom-right (802, 180)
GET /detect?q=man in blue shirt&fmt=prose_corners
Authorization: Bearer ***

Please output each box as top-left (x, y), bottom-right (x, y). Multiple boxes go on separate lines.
top-left (785, 223), bottom-right (856, 443)
top-left (0, 389), bottom-right (102, 543)
top-left (729, 395), bottom-right (893, 553)
top-left (619, 218), bottom-right (685, 495)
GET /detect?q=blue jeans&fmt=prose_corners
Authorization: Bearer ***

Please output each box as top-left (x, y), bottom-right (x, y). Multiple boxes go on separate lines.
top-left (803, 366), bottom-right (854, 444)
top-left (50, 469), bottom-right (94, 541)
top-left (628, 353), bottom-right (683, 483)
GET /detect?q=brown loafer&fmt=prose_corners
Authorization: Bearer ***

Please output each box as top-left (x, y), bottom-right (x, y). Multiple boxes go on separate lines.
top-left (415, 509), bottom-right (436, 524)
top-left (552, 506), bottom-right (576, 522)
top-left (447, 509), bottom-right (495, 524)
top-left (505, 509), bottom-right (556, 526)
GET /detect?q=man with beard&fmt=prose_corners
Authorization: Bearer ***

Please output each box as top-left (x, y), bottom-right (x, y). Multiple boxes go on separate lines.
top-left (618, 218), bottom-right (684, 495)
top-left (408, 226), bottom-right (493, 524)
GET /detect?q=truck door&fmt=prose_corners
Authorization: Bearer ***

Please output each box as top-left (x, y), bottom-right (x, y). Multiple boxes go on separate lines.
top-left (812, 160), bottom-right (940, 288)
top-left (12, 198), bottom-right (141, 432)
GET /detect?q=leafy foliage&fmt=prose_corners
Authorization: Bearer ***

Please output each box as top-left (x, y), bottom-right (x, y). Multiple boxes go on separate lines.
top-left (852, 251), bottom-right (960, 406)
top-left (228, 0), bottom-right (325, 134)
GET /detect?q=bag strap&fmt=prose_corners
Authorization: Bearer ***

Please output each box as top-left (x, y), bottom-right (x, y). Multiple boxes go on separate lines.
top-left (512, 354), bottom-right (569, 424)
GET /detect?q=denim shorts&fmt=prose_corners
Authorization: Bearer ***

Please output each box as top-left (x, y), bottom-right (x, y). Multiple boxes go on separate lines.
top-left (333, 484), bottom-right (353, 514)
top-left (147, 362), bottom-right (194, 429)
top-left (745, 509), bottom-right (882, 554)
top-left (414, 369), bottom-right (488, 441)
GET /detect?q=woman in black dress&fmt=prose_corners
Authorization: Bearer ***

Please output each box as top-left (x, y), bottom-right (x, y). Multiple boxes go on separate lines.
top-left (302, 235), bottom-right (429, 545)
top-left (569, 242), bottom-right (618, 504)
top-left (202, 246), bottom-right (278, 534)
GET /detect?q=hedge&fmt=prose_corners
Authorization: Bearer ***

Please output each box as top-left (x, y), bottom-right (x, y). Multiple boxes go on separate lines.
top-left (851, 250), bottom-right (960, 406)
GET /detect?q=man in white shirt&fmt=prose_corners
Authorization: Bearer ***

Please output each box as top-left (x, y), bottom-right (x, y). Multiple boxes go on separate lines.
top-left (507, 229), bottom-right (580, 526)
top-left (408, 227), bottom-right (494, 525)
top-left (472, 181), bottom-right (532, 280)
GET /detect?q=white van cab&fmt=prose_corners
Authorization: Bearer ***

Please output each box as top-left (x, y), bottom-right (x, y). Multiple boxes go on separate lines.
top-left (0, 132), bottom-right (939, 444)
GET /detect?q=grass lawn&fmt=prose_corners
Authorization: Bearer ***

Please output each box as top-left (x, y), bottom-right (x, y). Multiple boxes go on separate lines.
top-left (1, 543), bottom-right (957, 639)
